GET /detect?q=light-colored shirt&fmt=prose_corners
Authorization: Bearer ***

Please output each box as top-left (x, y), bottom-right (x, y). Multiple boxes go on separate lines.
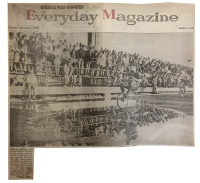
top-left (26, 73), bottom-right (38, 85)
top-left (45, 42), bottom-right (53, 54)
top-left (9, 38), bottom-right (17, 51)
top-left (62, 51), bottom-right (71, 60)
top-left (123, 56), bottom-right (129, 64)
top-left (54, 48), bottom-right (62, 58)
top-left (100, 54), bottom-right (106, 67)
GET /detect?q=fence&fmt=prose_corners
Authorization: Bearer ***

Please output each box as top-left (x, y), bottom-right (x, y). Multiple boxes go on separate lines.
top-left (10, 60), bottom-right (191, 88)
top-left (9, 59), bottom-right (127, 87)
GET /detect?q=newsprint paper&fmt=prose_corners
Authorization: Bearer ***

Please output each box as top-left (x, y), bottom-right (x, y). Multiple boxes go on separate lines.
top-left (8, 3), bottom-right (194, 179)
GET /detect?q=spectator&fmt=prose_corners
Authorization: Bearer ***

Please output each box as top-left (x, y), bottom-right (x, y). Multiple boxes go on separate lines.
top-left (9, 31), bottom-right (194, 88)
top-left (70, 45), bottom-right (77, 59)
top-left (63, 61), bottom-right (74, 86)
top-left (18, 35), bottom-right (28, 73)
top-left (84, 47), bottom-right (93, 76)
top-left (9, 32), bottom-right (18, 72)
top-left (76, 45), bottom-right (85, 59)
top-left (151, 67), bottom-right (160, 94)
top-left (114, 65), bottom-right (124, 85)
top-left (63, 39), bottom-right (68, 49)
top-left (27, 35), bottom-right (37, 65)
top-left (51, 40), bottom-right (56, 52)
top-left (90, 51), bottom-right (99, 77)
top-left (16, 32), bottom-right (22, 42)
top-left (26, 69), bottom-right (38, 100)
top-left (107, 53), bottom-right (113, 70)
top-left (45, 32), bottom-right (51, 42)
top-left (62, 48), bottom-right (71, 62)
top-left (39, 32), bottom-right (45, 43)
top-left (54, 45), bottom-right (62, 76)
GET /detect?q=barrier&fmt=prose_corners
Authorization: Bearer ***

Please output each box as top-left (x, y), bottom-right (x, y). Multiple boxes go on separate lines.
top-left (9, 60), bottom-right (193, 88)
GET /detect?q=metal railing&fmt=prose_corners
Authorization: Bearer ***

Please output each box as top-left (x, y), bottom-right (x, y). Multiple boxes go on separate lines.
top-left (9, 60), bottom-right (119, 87)
top-left (10, 60), bottom-right (193, 88)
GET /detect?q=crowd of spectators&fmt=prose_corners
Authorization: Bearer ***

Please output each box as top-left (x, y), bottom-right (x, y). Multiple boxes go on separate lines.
top-left (9, 32), bottom-right (193, 88)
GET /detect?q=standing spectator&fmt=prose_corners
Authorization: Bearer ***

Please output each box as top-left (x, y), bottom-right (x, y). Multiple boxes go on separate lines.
top-left (63, 39), bottom-right (68, 49)
top-left (76, 45), bottom-right (86, 72)
top-left (91, 46), bottom-right (96, 55)
top-left (18, 35), bottom-right (28, 73)
top-left (151, 67), bottom-right (160, 94)
top-left (181, 71), bottom-right (190, 87)
top-left (45, 32), bottom-right (51, 42)
top-left (45, 38), bottom-right (54, 65)
top-left (54, 45), bottom-right (62, 76)
top-left (61, 48), bottom-right (71, 74)
top-left (163, 72), bottom-right (168, 88)
top-left (99, 50), bottom-right (106, 76)
top-left (84, 47), bottom-right (93, 76)
top-left (70, 45), bottom-right (77, 59)
top-left (26, 69), bottom-right (38, 100)
top-left (71, 45), bottom-right (82, 69)
top-left (36, 44), bottom-right (46, 74)
top-left (90, 51), bottom-right (99, 77)
top-left (76, 45), bottom-right (85, 59)
top-left (9, 32), bottom-right (18, 72)
top-left (157, 75), bottom-right (163, 87)
top-left (27, 35), bottom-right (37, 71)
top-left (51, 40), bottom-right (56, 52)
top-left (71, 64), bottom-right (79, 86)
top-left (63, 61), bottom-right (74, 85)
top-left (35, 34), bottom-right (41, 49)
top-left (122, 54), bottom-right (129, 73)
top-left (107, 53), bottom-right (113, 70)
top-left (39, 32), bottom-right (45, 44)
top-left (58, 40), bottom-right (65, 51)
top-left (16, 32), bottom-right (22, 42)
top-left (62, 48), bottom-right (71, 61)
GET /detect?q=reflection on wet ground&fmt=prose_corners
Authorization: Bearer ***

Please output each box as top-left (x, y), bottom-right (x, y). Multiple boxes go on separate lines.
top-left (10, 94), bottom-right (193, 147)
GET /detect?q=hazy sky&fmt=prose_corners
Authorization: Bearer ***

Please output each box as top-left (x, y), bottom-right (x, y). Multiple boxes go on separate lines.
top-left (100, 33), bottom-right (194, 67)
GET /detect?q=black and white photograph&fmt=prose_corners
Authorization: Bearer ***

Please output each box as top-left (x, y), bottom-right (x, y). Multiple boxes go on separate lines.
top-left (7, 2), bottom-right (196, 180)
top-left (9, 31), bottom-right (194, 147)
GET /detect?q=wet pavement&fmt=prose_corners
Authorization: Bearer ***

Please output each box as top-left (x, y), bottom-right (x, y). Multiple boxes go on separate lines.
top-left (10, 93), bottom-right (193, 147)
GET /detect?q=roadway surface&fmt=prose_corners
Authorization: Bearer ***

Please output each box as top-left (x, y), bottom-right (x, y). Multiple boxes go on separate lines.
top-left (10, 93), bottom-right (194, 147)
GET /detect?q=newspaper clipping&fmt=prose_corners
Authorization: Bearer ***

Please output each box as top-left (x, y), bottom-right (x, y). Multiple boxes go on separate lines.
top-left (8, 3), bottom-right (195, 179)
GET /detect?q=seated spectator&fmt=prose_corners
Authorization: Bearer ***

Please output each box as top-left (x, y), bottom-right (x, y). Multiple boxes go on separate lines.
top-left (9, 31), bottom-right (193, 88)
